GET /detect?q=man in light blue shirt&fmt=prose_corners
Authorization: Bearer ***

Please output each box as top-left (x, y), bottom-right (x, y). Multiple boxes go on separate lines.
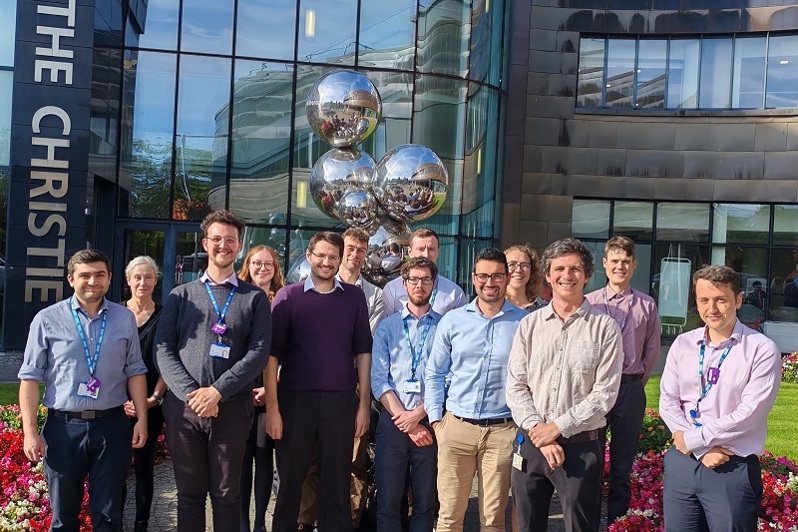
top-left (372, 257), bottom-right (442, 532)
top-left (425, 248), bottom-right (527, 532)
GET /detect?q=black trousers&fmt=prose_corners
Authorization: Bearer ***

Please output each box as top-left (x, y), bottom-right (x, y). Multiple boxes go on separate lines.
top-left (240, 411), bottom-right (273, 532)
top-left (125, 405), bottom-right (164, 525)
top-left (512, 432), bottom-right (603, 532)
top-left (663, 448), bottom-right (762, 532)
top-left (601, 375), bottom-right (647, 523)
top-left (272, 389), bottom-right (358, 532)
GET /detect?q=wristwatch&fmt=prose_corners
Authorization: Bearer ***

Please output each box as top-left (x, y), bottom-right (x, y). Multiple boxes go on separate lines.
top-left (151, 392), bottom-right (165, 406)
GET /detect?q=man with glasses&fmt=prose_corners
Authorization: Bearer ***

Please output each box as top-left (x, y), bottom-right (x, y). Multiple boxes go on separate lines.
top-left (371, 257), bottom-right (441, 531)
top-left (156, 210), bottom-right (272, 532)
top-left (383, 228), bottom-right (467, 316)
top-left (507, 238), bottom-right (622, 532)
top-left (265, 231), bottom-right (373, 532)
top-left (425, 248), bottom-right (527, 532)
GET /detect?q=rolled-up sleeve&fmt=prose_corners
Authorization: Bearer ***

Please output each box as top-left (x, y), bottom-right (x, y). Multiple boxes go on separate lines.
top-left (18, 313), bottom-right (49, 382)
top-left (424, 318), bottom-right (452, 423)
top-left (370, 321), bottom-right (393, 401)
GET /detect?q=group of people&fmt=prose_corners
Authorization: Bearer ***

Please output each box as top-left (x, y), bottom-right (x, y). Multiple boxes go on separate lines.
top-left (17, 208), bottom-right (782, 532)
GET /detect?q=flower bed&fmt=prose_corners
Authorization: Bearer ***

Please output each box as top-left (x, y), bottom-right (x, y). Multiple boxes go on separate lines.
top-left (783, 352), bottom-right (798, 384)
top-left (608, 411), bottom-right (798, 531)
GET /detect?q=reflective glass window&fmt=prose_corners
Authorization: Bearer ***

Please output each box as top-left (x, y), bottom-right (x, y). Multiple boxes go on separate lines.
top-left (773, 205), bottom-right (798, 245)
top-left (605, 39), bottom-right (635, 108)
top-left (711, 204), bottom-right (769, 245)
top-left (711, 245), bottom-right (768, 324)
top-left (241, 226), bottom-right (289, 277)
top-left (576, 38), bottom-right (605, 107)
top-left (469, 0), bottom-right (493, 83)
top-left (436, 236), bottom-right (459, 281)
top-left (0, 71), bottom-right (11, 166)
top-left (770, 248), bottom-right (798, 321)
top-left (175, 55), bottom-right (231, 221)
top-left (699, 38), bottom-right (732, 109)
top-left (485, 0), bottom-right (505, 87)
top-left (119, 51), bottom-right (177, 219)
top-left (417, 0), bottom-right (470, 78)
top-left (656, 203), bottom-right (709, 242)
top-left (236, 0), bottom-right (297, 61)
top-left (230, 61), bottom-right (294, 225)
top-left (180, 0), bottom-right (234, 55)
top-left (362, 71), bottom-right (413, 161)
top-left (297, 0), bottom-right (357, 65)
top-left (636, 40), bottom-right (666, 109)
top-left (358, 0), bottom-right (416, 71)
top-left (0, 1), bottom-right (16, 66)
top-left (462, 83), bottom-right (499, 238)
top-left (667, 39), bottom-right (699, 109)
top-left (572, 200), bottom-right (610, 240)
top-left (136, 0), bottom-right (178, 51)
top-left (613, 201), bottom-right (653, 241)
top-left (732, 37), bottom-right (766, 109)
top-left (654, 243), bottom-right (709, 336)
top-left (766, 34), bottom-right (798, 109)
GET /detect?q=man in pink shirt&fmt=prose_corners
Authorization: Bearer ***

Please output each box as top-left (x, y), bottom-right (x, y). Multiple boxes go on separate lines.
top-left (659, 265), bottom-right (781, 531)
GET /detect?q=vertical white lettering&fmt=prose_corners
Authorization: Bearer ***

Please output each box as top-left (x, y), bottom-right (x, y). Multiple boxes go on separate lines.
top-left (25, 281), bottom-right (63, 303)
top-left (28, 240), bottom-right (66, 267)
top-left (30, 137), bottom-right (70, 169)
top-left (37, 0), bottom-right (76, 27)
top-left (32, 107), bottom-right (71, 135)
top-left (34, 60), bottom-right (73, 84)
top-left (35, 27), bottom-right (75, 59)
top-left (30, 171), bottom-right (69, 198)
top-left (28, 213), bottom-right (67, 237)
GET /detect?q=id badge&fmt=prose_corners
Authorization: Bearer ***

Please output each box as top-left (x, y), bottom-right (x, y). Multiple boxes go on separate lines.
top-left (404, 379), bottom-right (421, 393)
top-left (77, 381), bottom-right (99, 399)
top-left (512, 451), bottom-right (525, 471)
top-left (210, 343), bottom-right (231, 359)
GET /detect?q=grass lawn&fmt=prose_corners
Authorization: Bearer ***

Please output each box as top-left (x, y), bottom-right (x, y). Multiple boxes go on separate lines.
top-left (0, 382), bottom-right (20, 405)
top-left (646, 375), bottom-right (797, 461)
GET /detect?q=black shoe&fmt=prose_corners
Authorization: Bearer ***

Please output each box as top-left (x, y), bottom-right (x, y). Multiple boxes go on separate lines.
top-left (134, 522), bottom-right (148, 532)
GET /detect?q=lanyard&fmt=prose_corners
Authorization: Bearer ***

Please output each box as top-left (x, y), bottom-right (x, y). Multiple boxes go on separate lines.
top-left (429, 282), bottom-right (438, 309)
top-left (697, 337), bottom-right (733, 402)
top-left (70, 306), bottom-right (107, 376)
top-left (403, 314), bottom-right (431, 380)
top-left (205, 282), bottom-right (236, 325)
top-left (602, 287), bottom-right (634, 332)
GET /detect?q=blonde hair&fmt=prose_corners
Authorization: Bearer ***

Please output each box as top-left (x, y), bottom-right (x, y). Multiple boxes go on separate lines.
top-left (238, 245), bottom-right (284, 301)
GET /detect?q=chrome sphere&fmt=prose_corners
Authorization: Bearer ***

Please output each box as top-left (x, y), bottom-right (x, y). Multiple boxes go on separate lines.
top-left (306, 70), bottom-right (382, 148)
top-left (286, 255), bottom-right (311, 284)
top-left (338, 188), bottom-right (378, 229)
top-left (310, 148), bottom-right (376, 221)
top-left (373, 144), bottom-right (449, 223)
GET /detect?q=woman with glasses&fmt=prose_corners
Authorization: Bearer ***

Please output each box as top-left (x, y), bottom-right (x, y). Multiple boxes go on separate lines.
top-left (504, 244), bottom-right (547, 312)
top-left (237, 245), bottom-right (284, 532)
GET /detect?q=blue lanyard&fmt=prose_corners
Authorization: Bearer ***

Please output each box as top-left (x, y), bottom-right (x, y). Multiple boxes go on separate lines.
top-left (602, 287), bottom-right (634, 332)
top-left (403, 314), bottom-right (431, 380)
top-left (205, 282), bottom-right (236, 325)
top-left (429, 282), bottom-right (438, 309)
top-left (70, 306), bottom-right (107, 376)
top-left (697, 337), bottom-right (733, 401)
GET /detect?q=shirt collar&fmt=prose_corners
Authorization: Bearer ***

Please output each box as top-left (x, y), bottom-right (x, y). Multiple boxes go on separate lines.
top-left (335, 273), bottom-right (363, 288)
top-left (605, 284), bottom-right (633, 300)
top-left (696, 319), bottom-right (744, 348)
top-left (303, 275), bottom-right (344, 294)
top-left (465, 297), bottom-right (519, 318)
top-left (401, 301), bottom-right (436, 321)
top-left (200, 271), bottom-right (239, 287)
top-left (70, 295), bottom-right (109, 316)
top-left (543, 298), bottom-right (591, 321)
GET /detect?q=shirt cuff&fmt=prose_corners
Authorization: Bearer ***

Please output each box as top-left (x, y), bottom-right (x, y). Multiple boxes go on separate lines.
top-left (683, 427), bottom-right (705, 453)
top-left (372, 383), bottom-right (393, 402)
top-left (426, 406), bottom-right (443, 423)
top-left (17, 365), bottom-right (45, 383)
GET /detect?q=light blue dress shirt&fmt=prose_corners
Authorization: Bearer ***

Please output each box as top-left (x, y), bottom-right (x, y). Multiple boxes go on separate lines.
top-left (371, 304), bottom-right (442, 411)
top-left (424, 298), bottom-right (526, 423)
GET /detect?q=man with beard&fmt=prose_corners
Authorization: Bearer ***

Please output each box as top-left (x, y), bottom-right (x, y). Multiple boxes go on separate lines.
top-left (425, 248), bottom-right (527, 532)
top-left (371, 257), bottom-right (441, 532)
top-left (156, 210), bottom-right (272, 532)
top-left (265, 231), bottom-right (373, 532)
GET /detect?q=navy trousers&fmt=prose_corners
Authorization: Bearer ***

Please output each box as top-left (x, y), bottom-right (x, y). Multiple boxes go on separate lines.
top-left (663, 448), bottom-right (762, 532)
top-left (375, 409), bottom-right (437, 532)
top-left (43, 408), bottom-right (132, 532)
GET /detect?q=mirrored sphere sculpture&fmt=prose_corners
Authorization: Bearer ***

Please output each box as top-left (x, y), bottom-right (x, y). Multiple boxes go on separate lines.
top-left (310, 148), bottom-right (376, 221)
top-left (339, 188), bottom-right (378, 229)
top-left (286, 255), bottom-right (311, 284)
top-left (373, 144), bottom-right (449, 223)
top-left (306, 70), bottom-right (382, 148)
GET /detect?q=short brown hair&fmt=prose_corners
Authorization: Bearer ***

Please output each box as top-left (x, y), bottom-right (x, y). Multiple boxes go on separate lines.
top-left (693, 265), bottom-right (741, 295)
top-left (68, 249), bottom-right (110, 278)
top-left (605, 236), bottom-right (635, 259)
top-left (541, 238), bottom-right (594, 280)
top-left (409, 227), bottom-right (439, 247)
top-left (504, 244), bottom-right (543, 300)
top-left (343, 228), bottom-right (370, 244)
top-left (401, 257), bottom-right (438, 281)
top-left (200, 210), bottom-right (246, 239)
top-left (308, 231), bottom-right (344, 257)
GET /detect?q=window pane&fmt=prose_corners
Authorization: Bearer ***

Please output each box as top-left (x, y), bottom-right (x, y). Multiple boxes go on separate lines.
top-left (417, 0), bottom-right (470, 78)
top-left (180, 0), bottom-right (234, 55)
top-left (711, 204), bottom-right (769, 245)
top-left (297, 0), bottom-right (357, 65)
top-left (361, 71), bottom-right (413, 161)
top-left (236, 0), bottom-right (297, 60)
top-left (229, 61), bottom-right (294, 225)
top-left (656, 203), bottom-right (709, 242)
top-left (572, 199), bottom-right (610, 240)
top-left (0, 71), bottom-right (11, 166)
top-left (773, 205), bottom-right (798, 245)
top-left (470, 0), bottom-right (494, 83)
top-left (605, 39), bottom-right (635, 108)
top-left (699, 38), bottom-right (732, 108)
top-left (766, 34), bottom-right (798, 109)
top-left (654, 244), bottom-right (709, 337)
top-left (667, 39), bottom-right (699, 109)
top-left (0, 1), bottom-right (16, 66)
top-left (577, 38), bottom-right (605, 107)
top-left (636, 40), bottom-right (666, 109)
top-left (732, 37), bottom-right (765, 109)
top-left (462, 83), bottom-right (499, 238)
top-left (136, 0), bottom-right (179, 51)
top-left (711, 245), bottom-right (768, 327)
top-left (175, 55), bottom-right (231, 221)
top-left (770, 248), bottom-right (798, 321)
top-left (358, 0), bottom-right (416, 70)
top-left (119, 51), bottom-right (176, 219)
top-left (613, 201), bottom-right (653, 241)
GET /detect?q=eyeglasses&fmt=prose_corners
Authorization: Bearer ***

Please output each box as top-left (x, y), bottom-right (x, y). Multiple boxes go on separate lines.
top-left (508, 262), bottom-right (532, 272)
top-left (405, 276), bottom-right (434, 286)
top-left (250, 260), bottom-right (275, 270)
top-left (473, 273), bottom-right (507, 283)
top-left (204, 236), bottom-right (239, 246)
top-left (309, 250), bottom-right (341, 263)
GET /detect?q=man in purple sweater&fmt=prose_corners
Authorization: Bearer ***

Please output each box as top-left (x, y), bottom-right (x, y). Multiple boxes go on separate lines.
top-left (265, 231), bottom-right (373, 532)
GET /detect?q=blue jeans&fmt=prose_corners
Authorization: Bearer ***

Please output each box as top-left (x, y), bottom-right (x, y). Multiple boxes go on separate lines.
top-left (375, 409), bottom-right (437, 532)
top-left (43, 408), bottom-right (132, 532)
